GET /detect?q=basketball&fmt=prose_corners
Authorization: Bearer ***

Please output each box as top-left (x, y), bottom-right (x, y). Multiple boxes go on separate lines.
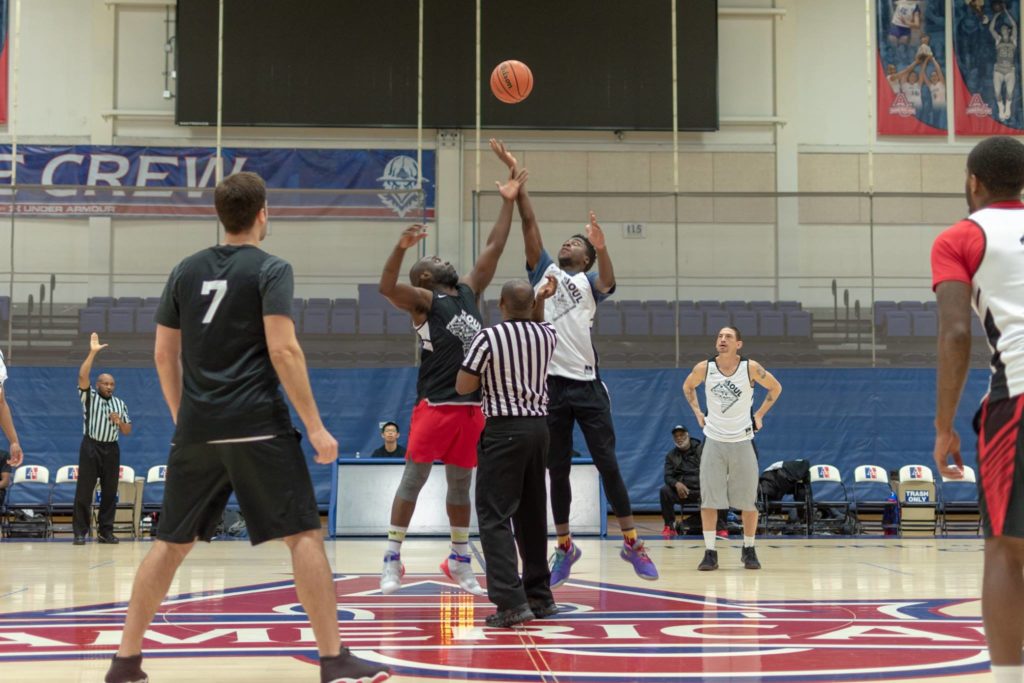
top-left (490, 60), bottom-right (533, 104)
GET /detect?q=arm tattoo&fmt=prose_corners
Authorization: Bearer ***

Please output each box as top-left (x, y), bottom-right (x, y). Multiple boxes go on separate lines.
top-left (757, 366), bottom-right (767, 379)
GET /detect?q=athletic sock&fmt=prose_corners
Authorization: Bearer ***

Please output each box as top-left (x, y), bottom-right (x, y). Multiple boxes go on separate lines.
top-left (386, 525), bottom-right (407, 556)
top-left (990, 665), bottom-right (1022, 683)
top-left (622, 527), bottom-right (638, 546)
top-left (703, 531), bottom-right (716, 551)
top-left (743, 536), bottom-right (755, 548)
top-left (557, 533), bottom-right (572, 551)
top-left (450, 526), bottom-right (470, 557)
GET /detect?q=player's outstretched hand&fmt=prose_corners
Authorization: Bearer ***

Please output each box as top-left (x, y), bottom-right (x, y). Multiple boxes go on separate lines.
top-left (536, 274), bottom-right (558, 301)
top-left (310, 428), bottom-right (339, 464)
top-left (497, 168), bottom-right (528, 202)
top-left (933, 428), bottom-right (964, 480)
top-left (585, 211), bottom-right (606, 250)
top-left (489, 138), bottom-right (517, 176)
top-left (397, 224), bottom-right (429, 250)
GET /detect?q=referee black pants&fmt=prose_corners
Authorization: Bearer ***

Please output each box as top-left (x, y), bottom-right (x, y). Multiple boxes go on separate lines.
top-left (73, 437), bottom-right (120, 537)
top-left (475, 416), bottom-right (553, 612)
top-left (546, 375), bottom-right (632, 525)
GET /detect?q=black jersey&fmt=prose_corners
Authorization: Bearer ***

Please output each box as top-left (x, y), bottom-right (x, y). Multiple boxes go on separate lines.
top-left (155, 244), bottom-right (295, 445)
top-left (415, 283), bottom-right (482, 404)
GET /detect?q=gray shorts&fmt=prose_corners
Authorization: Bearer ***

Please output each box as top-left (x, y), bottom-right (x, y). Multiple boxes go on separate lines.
top-left (699, 437), bottom-right (759, 511)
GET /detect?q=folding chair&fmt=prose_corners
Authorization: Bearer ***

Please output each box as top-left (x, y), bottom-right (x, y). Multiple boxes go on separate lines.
top-left (939, 465), bottom-right (981, 536)
top-left (2, 465), bottom-right (52, 538)
top-left (852, 464), bottom-right (895, 534)
top-left (99, 465), bottom-right (140, 538)
top-left (809, 464), bottom-right (852, 534)
top-left (141, 465), bottom-right (167, 536)
top-left (898, 464), bottom-right (937, 536)
top-left (50, 465), bottom-right (80, 537)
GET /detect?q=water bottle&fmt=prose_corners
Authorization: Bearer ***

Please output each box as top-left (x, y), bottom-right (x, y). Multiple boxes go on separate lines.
top-left (882, 490), bottom-right (899, 536)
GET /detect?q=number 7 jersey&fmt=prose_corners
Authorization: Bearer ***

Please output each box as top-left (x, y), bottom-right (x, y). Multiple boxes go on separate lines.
top-left (156, 244), bottom-right (295, 445)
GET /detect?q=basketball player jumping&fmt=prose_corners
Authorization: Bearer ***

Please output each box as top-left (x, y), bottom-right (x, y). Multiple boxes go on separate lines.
top-left (376, 140), bottom-right (526, 596)
top-left (932, 136), bottom-right (1024, 683)
top-left (491, 145), bottom-right (658, 586)
top-left (682, 326), bottom-right (782, 572)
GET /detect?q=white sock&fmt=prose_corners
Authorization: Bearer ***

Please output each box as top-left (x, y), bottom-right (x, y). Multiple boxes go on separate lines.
top-left (990, 665), bottom-right (1022, 683)
top-left (743, 536), bottom-right (755, 548)
top-left (703, 531), bottom-right (716, 550)
top-left (450, 526), bottom-right (470, 558)
top-left (386, 525), bottom-right (407, 556)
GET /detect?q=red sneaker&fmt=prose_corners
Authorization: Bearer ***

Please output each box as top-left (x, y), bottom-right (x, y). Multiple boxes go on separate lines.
top-left (661, 525), bottom-right (678, 541)
top-left (716, 529), bottom-right (729, 539)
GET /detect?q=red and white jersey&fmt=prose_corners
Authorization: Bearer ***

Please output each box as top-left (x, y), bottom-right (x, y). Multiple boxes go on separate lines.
top-left (932, 200), bottom-right (1024, 401)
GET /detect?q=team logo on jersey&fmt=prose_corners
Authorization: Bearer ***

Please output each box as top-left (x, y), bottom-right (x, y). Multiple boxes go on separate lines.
top-left (446, 311), bottom-right (482, 353)
top-left (0, 575), bottom-right (989, 680)
top-left (888, 92), bottom-right (917, 118)
top-left (966, 93), bottom-right (994, 118)
top-left (377, 156), bottom-right (428, 218)
top-left (710, 379), bottom-right (742, 413)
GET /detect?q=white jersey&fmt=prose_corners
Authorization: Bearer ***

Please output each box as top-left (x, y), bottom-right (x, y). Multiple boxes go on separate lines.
top-left (971, 207), bottom-right (1024, 400)
top-left (891, 0), bottom-right (920, 28)
top-left (0, 349), bottom-right (7, 389)
top-left (928, 80), bottom-right (946, 107)
top-left (703, 357), bottom-right (755, 443)
top-left (902, 80), bottom-right (923, 108)
top-left (528, 249), bottom-right (611, 381)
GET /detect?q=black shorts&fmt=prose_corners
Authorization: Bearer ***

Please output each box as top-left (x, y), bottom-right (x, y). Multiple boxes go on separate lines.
top-left (976, 394), bottom-right (1024, 538)
top-left (156, 431), bottom-right (321, 546)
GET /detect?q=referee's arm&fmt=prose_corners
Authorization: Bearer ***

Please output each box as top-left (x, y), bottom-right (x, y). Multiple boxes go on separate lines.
top-left (79, 332), bottom-right (108, 390)
top-left (457, 330), bottom-right (490, 395)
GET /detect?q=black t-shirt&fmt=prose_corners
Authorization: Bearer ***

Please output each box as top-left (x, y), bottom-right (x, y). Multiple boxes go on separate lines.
top-left (371, 443), bottom-right (407, 458)
top-left (156, 244), bottom-right (294, 445)
top-left (415, 283), bottom-right (482, 404)
top-left (0, 450), bottom-right (10, 506)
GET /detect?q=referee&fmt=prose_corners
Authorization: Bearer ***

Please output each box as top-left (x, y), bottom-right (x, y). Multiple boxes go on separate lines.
top-left (456, 276), bottom-right (559, 628)
top-left (73, 332), bottom-right (132, 545)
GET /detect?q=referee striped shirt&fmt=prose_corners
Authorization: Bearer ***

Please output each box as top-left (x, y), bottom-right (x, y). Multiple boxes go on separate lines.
top-left (80, 387), bottom-right (130, 442)
top-left (461, 320), bottom-right (558, 417)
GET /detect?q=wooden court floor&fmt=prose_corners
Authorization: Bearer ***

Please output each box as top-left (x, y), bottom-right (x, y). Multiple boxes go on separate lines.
top-left (0, 533), bottom-right (994, 682)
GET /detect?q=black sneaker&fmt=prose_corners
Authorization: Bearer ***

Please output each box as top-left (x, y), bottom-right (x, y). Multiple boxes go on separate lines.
top-left (73, 536), bottom-right (86, 546)
top-left (104, 654), bottom-right (147, 683)
top-left (485, 603), bottom-right (535, 628)
top-left (697, 549), bottom-right (718, 571)
top-left (741, 546), bottom-right (761, 570)
top-left (529, 600), bottom-right (559, 619)
top-left (320, 647), bottom-right (391, 683)
top-left (97, 534), bottom-right (120, 544)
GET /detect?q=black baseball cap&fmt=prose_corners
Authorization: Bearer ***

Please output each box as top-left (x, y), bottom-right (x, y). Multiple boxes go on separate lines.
top-left (671, 425), bottom-right (688, 434)
top-left (380, 421), bottom-right (400, 433)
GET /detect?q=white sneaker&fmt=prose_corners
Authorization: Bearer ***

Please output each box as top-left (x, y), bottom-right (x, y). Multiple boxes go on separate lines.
top-left (441, 552), bottom-right (485, 596)
top-left (380, 552), bottom-right (404, 595)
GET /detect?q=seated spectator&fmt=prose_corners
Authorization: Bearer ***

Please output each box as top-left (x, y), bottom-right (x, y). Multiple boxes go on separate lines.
top-left (371, 421), bottom-right (407, 458)
top-left (0, 448), bottom-right (9, 507)
top-left (660, 425), bottom-right (726, 539)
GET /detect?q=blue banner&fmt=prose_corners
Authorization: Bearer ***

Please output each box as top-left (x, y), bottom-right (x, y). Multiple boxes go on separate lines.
top-left (0, 145), bottom-right (436, 220)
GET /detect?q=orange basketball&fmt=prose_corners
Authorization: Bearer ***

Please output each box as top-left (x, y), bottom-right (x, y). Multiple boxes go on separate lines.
top-left (490, 60), bottom-right (533, 104)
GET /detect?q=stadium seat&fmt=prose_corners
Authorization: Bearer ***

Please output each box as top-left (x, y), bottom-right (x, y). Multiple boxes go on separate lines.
top-left (696, 300), bottom-right (721, 311)
top-left (306, 297), bottom-right (330, 309)
top-left (644, 299), bottom-right (669, 310)
top-left (883, 310), bottom-right (911, 337)
top-left (115, 297), bottom-right (142, 308)
top-left (358, 308), bottom-right (385, 334)
top-left (622, 307), bottom-right (650, 336)
top-left (731, 310), bottom-right (758, 337)
top-left (291, 298), bottom-right (304, 322)
top-left (704, 309), bottom-right (730, 335)
top-left (650, 309), bottom-right (675, 336)
top-left (722, 300), bottom-right (747, 311)
top-left (785, 310), bottom-right (812, 338)
top-left (107, 307), bottom-right (135, 334)
top-left (302, 307), bottom-right (329, 334)
top-left (135, 307), bottom-right (157, 334)
top-left (758, 310), bottom-right (785, 337)
top-left (748, 300), bottom-right (774, 312)
top-left (78, 307), bottom-right (107, 334)
top-left (357, 283), bottom-right (389, 309)
top-left (873, 300), bottom-right (897, 326)
top-left (911, 310), bottom-right (937, 337)
top-left (596, 307), bottom-right (623, 336)
top-left (385, 308), bottom-right (410, 335)
top-left (897, 300), bottom-right (924, 312)
top-left (678, 309), bottom-right (703, 337)
top-left (87, 297), bottom-right (115, 307)
top-left (329, 306), bottom-right (356, 334)
top-left (775, 301), bottom-right (801, 311)
top-left (144, 296), bottom-right (162, 307)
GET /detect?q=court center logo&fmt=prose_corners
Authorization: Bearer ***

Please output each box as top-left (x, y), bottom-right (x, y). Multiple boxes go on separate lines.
top-left (0, 575), bottom-right (989, 680)
top-left (378, 155), bottom-right (428, 218)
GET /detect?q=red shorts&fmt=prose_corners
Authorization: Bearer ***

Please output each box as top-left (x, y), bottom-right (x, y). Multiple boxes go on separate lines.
top-left (977, 394), bottom-right (1024, 538)
top-left (406, 400), bottom-right (485, 468)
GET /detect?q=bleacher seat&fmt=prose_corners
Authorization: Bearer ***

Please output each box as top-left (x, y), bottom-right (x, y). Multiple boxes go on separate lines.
top-left (696, 300), bottom-right (721, 310)
top-left (644, 300), bottom-right (669, 310)
top-left (923, 300), bottom-right (937, 312)
top-left (144, 296), bottom-right (161, 307)
top-left (333, 298), bottom-right (358, 310)
top-left (385, 308), bottom-right (410, 335)
top-left (731, 310), bottom-right (758, 336)
top-left (911, 310), bottom-right (937, 337)
top-left (679, 309), bottom-right (703, 337)
top-left (785, 310), bottom-right (812, 338)
top-left (775, 301), bottom-right (801, 312)
top-left (135, 307), bottom-right (157, 334)
top-left (87, 297), bottom-right (115, 307)
top-left (883, 310), bottom-right (912, 337)
top-left (596, 307), bottom-right (623, 336)
top-left (650, 309), bottom-right (676, 336)
top-left (306, 298), bottom-right (330, 309)
top-left (704, 309), bottom-right (730, 335)
top-left (302, 307), bottom-right (329, 334)
top-left (107, 307), bottom-right (135, 334)
top-left (677, 300), bottom-right (696, 309)
top-left (115, 297), bottom-right (142, 308)
top-left (79, 307), bottom-right (107, 334)
top-left (897, 300), bottom-right (924, 312)
top-left (758, 310), bottom-right (785, 337)
top-left (357, 283), bottom-right (389, 309)
top-left (358, 308), bottom-right (385, 334)
top-left (873, 300), bottom-right (897, 325)
top-left (722, 300), bottom-right (747, 311)
top-left (622, 308), bottom-right (650, 336)
top-left (749, 301), bottom-right (773, 312)
top-left (329, 306), bottom-right (356, 334)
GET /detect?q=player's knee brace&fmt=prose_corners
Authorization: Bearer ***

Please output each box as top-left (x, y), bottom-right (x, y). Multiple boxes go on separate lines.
top-left (445, 464), bottom-right (473, 506)
top-left (396, 460), bottom-right (432, 501)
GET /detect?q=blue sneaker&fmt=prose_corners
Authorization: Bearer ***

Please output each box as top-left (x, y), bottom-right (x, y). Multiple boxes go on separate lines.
top-left (548, 543), bottom-right (582, 588)
top-left (620, 539), bottom-right (659, 581)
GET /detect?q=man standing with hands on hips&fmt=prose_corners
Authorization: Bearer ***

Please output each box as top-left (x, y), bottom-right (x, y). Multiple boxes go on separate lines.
top-left (74, 332), bottom-right (131, 545)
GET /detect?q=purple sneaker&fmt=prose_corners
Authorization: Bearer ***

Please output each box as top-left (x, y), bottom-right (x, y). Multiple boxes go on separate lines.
top-left (620, 539), bottom-right (659, 580)
top-left (548, 543), bottom-right (582, 588)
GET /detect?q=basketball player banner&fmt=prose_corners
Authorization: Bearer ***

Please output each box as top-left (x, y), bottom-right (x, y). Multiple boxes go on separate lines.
top-left (953, 0), bottom-right (1024, 135)
top-left (0, 0), bottom-right (8, 125)
top-left (877, 0), bottom-right (948, 135)
top-left (0, 145), bottom-right (436, 220)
